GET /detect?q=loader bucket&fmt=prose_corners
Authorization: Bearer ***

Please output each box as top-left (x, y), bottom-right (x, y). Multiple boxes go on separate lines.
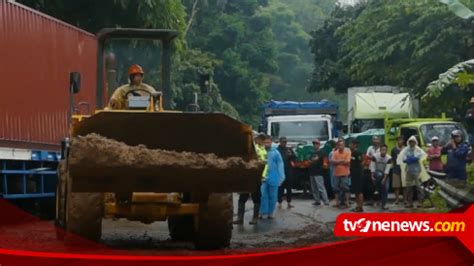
top-left (68, 111), bottom-right (263, 193)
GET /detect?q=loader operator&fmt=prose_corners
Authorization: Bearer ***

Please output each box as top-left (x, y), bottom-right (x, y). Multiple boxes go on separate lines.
top-left (107, 64), bottom-right (157, 110)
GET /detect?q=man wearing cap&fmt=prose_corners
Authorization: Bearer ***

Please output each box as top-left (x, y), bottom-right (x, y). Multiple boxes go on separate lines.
top-left (277, 137), bottom-right (296, 209)
top-left (309, 139), bottom-right (329, 206)
top-left (427, 136), bottom-right (443, 172)
top-left (107, 64), bottom-right (157, 110)
top-left (442, 130), bottom-right (469, 181)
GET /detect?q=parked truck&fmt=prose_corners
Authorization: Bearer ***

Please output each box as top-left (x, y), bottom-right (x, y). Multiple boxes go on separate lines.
top-left (347, 86), bottom-right (418, 133)
top-left (259, 100), bottom-right (342, 192)
top-left (259, 100), bottom-right (342, 145)
top-left (0, 0), bottom-right (97, 218)
top-left (384, 115), bottom-right (469, 151)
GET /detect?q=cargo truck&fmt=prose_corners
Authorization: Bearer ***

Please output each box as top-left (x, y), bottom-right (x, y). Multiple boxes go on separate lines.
top-left (0, 0), bottom-right (97, 218)
top-left (347, 86), bottom-right (418, 133)
top-left (259, 100), bottom-right (342, 145)
top-left (259, 100), bottom-right (342, 192)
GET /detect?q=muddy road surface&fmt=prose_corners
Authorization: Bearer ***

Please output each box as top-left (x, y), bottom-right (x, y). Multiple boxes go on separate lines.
top-left (100, 194), bottom-right (339, 254)
top-left (0, 193), bottom-right (418, 255)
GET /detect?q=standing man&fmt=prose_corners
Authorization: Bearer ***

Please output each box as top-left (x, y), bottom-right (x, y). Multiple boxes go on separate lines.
top-left (365, 136), bottom-right (381, 205)
top-left (391, 136), bottom-right (405, 205)
top-left (398, 136), bottom-right (427, 208)
top-left (427, 136), bottom-right (444, 172)
top-left (370, 144), bottom-right (392, 210)
top-left (309, 139), bottom-right (329, 206)
top-left (442, 130), bottom-right (469, 181)
top-left (331, 140), bottom-right (351, 208)
top-left (277, 137), bottom-right (296, 209)
top-left (233, 133), bottom-right (266, 225)
top-left (260, 135), bottom-right (285, 219)
top-left (349, 139), bottom-right (364, 212)
top-left (325, 140), bottom-right (337, 199)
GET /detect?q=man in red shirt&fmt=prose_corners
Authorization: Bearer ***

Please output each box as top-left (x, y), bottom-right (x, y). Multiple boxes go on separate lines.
top-left (330, 140), bottom-right (351, 208)
top-left (427, 136), bottom-right (443, 172)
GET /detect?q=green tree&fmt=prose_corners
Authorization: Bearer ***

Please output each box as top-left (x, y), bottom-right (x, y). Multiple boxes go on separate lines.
top-left (309, 0), bottom-right (474, 105)
top-left (423, 59), bottom-right (474, 119)
top-left (280, 0), bottom-right (335, 33)
top-left (184, 0), bottom-right (279, 125)
top-left (18, 0), bottom-right (240, 116)
top-left (308, 3), bottom-right (365, 93)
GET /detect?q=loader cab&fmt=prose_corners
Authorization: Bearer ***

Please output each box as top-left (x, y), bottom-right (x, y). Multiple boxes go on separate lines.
top-left (96, 28), bottom-right (178, 110)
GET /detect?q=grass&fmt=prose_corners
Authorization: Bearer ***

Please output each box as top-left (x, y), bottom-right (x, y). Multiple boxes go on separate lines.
top-left (430, 187), bottom-right (449, 212)
top-left (429, 163), bottom-right (474, 212)
top-left (467, 163), bottom-right (474, 185)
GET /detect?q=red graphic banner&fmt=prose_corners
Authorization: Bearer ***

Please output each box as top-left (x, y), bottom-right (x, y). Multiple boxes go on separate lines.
top-left (335, 204), bottom-right (474, 253)
top-left (0, 199), bottom-right (472, 265)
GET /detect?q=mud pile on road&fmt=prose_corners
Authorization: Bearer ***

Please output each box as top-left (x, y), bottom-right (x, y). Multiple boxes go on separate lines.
top-left (67, 134), bottom-right (262, 191)
top-left (69, 133), bottom-right (260, 170)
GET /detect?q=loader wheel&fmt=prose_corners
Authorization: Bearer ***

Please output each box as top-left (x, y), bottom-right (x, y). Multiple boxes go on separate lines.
top-left (55, 161), bottom-right (103, 242)
top-left (193, 193), bottom-right (233, 250)
top-left (168, 193), bottom-right (195, 241)
top-left (66, 190), bottom-right (103, 242)
top-left (167, 215), bottom-right (195, 241)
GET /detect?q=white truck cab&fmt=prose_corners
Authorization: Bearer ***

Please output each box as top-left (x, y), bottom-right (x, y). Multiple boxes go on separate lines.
top-left (266, 114), bottom-right (333, 146)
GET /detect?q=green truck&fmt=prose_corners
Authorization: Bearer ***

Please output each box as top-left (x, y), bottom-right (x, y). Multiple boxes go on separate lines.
top-left (384, 115), bottom-right (469, 151)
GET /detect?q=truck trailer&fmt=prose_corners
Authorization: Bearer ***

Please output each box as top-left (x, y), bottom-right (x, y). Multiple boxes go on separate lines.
top-left (0, 0), bottom-right (97, 217)
top-left (347, 86), bottom-right (418, 133)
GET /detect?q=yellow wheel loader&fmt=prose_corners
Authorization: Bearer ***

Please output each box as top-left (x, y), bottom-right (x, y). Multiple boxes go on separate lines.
top-left (55, 29), bottom-right (262, 250)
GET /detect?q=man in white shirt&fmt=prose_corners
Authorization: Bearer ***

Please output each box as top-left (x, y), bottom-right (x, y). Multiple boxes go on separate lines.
top-left (370, 144), bottom-right (392, 210)
top-left (365, 136), bottom-right (381, 205)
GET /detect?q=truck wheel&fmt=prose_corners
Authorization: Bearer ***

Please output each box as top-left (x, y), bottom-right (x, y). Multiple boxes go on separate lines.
top-left (56, 161), bottom-right (103, 242)
top-left (167, 215), bottom-right (195, 241)
top-left (193, 193), bottom-right (233, 250)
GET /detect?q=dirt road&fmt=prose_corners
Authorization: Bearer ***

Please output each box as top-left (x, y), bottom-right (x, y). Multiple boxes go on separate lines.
top-left (101, 195), bottom-right (337, 252)
top-left (100, 193), bottom-right (411, 253)
top-left (0, 193), bottom-right (422, 255)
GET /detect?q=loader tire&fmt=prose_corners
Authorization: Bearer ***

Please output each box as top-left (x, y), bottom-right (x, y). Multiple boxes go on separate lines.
top-left (167, 215), bottom-right (195, 241)
top-left (55, 161), bottom-right (103, 242)
top-left (193, 193), bottom-right (233, 250)
top-left (65, 191), bottom-right (103, 242)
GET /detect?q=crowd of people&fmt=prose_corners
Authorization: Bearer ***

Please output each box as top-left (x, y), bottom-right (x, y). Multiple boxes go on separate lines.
top-left (233, 130), bottom-right (471, 224)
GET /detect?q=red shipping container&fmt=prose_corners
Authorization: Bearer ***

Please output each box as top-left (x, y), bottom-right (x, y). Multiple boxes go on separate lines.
top-left (0, 0), bottom-right (97, 151)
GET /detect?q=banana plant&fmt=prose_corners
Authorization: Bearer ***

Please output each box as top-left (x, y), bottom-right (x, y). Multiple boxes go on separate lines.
top-left (424, 59), bottom-right (474, 99)
top-left (439, 0), bottom-right (474, 19)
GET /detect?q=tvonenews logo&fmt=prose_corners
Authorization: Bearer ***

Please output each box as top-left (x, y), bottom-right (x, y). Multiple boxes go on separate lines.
top-left (342, 218), bottom-right (466, 233)
top-left (333, 206), bottom-right (474, 252)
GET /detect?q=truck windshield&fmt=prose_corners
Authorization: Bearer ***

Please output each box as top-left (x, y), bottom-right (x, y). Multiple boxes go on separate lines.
top-left (352, 119), bottom-right (384, 133)
top-left (420, 123), bottom-right (468, 146)
top-left (270, 121), bottom-right (329, 143)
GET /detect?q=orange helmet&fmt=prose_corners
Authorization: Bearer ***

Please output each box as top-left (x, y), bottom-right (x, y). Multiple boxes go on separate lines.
top-left (128, 64), bottom-right (144, 75)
